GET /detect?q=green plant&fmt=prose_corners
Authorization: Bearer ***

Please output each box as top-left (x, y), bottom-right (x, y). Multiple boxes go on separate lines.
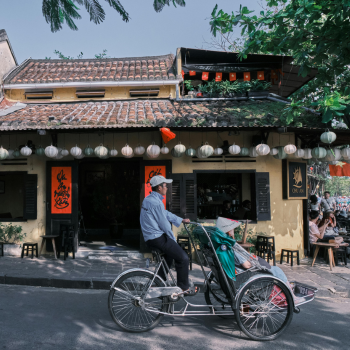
top-left (0, 223), bottom-right (26, 244)
top-left (230, 80), bottom-right (247, 94)
top-left (234, 224), bottom-right (266, 253)
top-left (184, 80), bottom-right (195, 91)
top-left (206, 80), bottom-right (221, 95)
top-left (218, 80), bottom-right (232, 95)
top-left (198, 84), bottom-right (209, 93)
top-left (249, 79), bottom-right (271, 91)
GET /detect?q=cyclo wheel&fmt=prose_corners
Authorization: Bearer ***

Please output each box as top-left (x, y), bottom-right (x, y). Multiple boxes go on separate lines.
top-left (235, 277), bottom-right (294, 341)
top-left (108, 270), bottom-right (168, 332)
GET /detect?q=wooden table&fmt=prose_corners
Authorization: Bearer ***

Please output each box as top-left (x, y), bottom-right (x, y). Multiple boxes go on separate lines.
top-left (40, 235), bottom-right (59, 259)
top-left (311, 242), bottom-right (348, 271)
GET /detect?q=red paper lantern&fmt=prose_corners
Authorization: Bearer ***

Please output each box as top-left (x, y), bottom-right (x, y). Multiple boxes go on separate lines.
top-left (189, 70), bottom-right (196, 76)
top-left (202, 72), bottom-right (209, 81)
top-left (229, 72), bottom-right (236, 81)
top-left (160, 128), bottom-right (176, 144)
top-left (257, 71), bottom-right (264, 80)
top-left (244, 72), bottom-right (251, 81)
top-left (215, 72), bottom-right (222, 82)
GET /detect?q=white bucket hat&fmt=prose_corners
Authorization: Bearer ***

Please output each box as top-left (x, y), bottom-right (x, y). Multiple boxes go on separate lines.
top-left (216, 217), bottom-right (241, 233)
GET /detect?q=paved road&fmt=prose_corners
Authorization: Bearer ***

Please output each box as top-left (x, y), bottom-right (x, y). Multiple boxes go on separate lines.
top-left (1, 285), bottom-right (349, 350)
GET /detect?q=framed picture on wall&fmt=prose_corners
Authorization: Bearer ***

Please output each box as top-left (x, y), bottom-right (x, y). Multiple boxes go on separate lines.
top-left (0, 180), bottom-right (4, 194)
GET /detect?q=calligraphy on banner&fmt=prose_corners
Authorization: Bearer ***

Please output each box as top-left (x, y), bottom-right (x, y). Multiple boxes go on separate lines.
top-left (145, 165), bottom-right (166, 208)
top-left (51, 167), bottom-right (72, 214)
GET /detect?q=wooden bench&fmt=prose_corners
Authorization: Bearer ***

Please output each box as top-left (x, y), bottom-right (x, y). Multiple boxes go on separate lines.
top-left (311, 242), bottom-right (349, 271)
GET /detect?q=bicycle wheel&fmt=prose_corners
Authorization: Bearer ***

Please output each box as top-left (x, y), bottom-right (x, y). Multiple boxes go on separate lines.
top-left (235, 277), bottom-right (294, 341)
top-left (108, 270), bottom-right (168, 332)
top-left (204, 272), bottom-right (231, 312)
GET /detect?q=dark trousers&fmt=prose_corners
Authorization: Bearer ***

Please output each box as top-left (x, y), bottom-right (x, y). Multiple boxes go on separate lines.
top-left (146, 234), bottom-right (189, 290)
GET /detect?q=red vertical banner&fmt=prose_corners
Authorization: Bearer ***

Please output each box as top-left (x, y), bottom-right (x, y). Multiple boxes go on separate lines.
top-left (181, 70), bottom-right (185, 79)
top-left (229, 72), bottom-right (236, 81)
top-left (202, 72), bottom-right (209, 80)
top-left (51, 167), bottom-right (72, 214)
top-left (189, 70), bottom-right (196, 76)
top-left (215, 72), bottom-right (222, 82)
top-left (257, 71), bottom-right (264, 80)
top-left (145, 166), bottom-right (166, 208)
top-left (244, 72), bottom-right (251, 81)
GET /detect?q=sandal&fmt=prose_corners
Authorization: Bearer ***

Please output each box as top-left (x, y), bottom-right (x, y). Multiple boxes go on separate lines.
top-left (183, 285), bottom-right (199, 297)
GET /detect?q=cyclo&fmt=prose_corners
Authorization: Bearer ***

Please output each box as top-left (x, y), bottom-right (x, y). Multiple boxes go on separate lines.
top-left (108, 223), bottom-right (317, 341)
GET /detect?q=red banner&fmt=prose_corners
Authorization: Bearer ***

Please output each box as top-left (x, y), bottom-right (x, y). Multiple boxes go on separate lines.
top-left (257, 71), bottom-right (264, 80)
top-left (51, 167), bottom-right (72, 214)
top-left (244, 72), bottom-right (251, 81)
top-left (329, 163), bottom-right (350, 177)
top-left (189, 70), bottom-right (196, 76)
top-left (215, 72), bottom-right (222, 82)
top-left (202, 72), bottom-right (209, 80)
top-left (229, 72), bottom-right (236, 81)
top-left (145, 166), bottom-right (166, 208)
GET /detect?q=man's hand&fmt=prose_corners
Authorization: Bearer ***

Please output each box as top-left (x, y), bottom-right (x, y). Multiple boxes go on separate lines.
top-left (182, 218), bottom-right (190, 224)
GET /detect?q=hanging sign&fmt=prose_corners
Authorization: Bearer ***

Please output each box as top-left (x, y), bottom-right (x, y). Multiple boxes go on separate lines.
top-left (189, 70), bottom-right (196, 76)
top-left (51, 167), bottom-right (72, 214)
top-left (144, 165), bottom-right (166, 208)
top-left (257, 71), bottom-right (264, 80)
top-left (282, 160), bottom-right (307, 199)
top-left (202, 72), bottom-right (209, 80)
top-left (229, 72), bottom-right (236, 81)
top-left (244, 72), bottom-right (251, 81)
top-left (215, 72), bottom-right (222, 82)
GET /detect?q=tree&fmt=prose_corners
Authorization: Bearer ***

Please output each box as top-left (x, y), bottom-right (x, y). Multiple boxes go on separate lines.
top-left (210, 1), bottom-right (350, 127)
top-left (42, 0), bottom-right (185, 32)
top-left (45, 49), bottom-right (109, 59)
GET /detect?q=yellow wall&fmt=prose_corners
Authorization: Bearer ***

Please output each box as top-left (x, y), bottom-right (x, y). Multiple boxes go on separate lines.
top-left (0, 130), bottom-right (304, 258)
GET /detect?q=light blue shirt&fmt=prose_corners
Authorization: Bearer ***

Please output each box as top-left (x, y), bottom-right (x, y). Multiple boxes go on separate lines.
top-left (140, 191), bottom-right (183, 242)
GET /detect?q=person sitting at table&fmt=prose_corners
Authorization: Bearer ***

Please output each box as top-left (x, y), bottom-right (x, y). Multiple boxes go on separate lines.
top-left (221, 200), bottom-right (234, 218)
top-left (318, 210), bottom-right (338, 236)
top-left (309, 210), bottom-right (343, 245)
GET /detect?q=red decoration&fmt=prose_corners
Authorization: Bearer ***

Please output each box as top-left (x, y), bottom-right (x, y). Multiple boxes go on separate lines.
top-left (257, 71), bottom-right (264, 80)
top-left (51, 167), bottom-right (72, 214)
top-left (202, 72), bottom-right (209, 80)
top-left (189, 70), bottom-right (196, 76)
top-left (329, 163), bottom-right (350, 177)
top-left (145, 166), bottom-right (166, 208)
top-left (244, 72), bottom-right (251, 81)
top-left (215, 72), bottom-right (222, 82)
top-left (229, 72), bottom-right (236, 81)
top-left (160, 128), bottom-right (176, 144)
top-left (271, 69), bottom-right (278, 84)
top-left (181, 70), bottom-right (185, 78)
top-left (197, 92), bottom-right (203, 97)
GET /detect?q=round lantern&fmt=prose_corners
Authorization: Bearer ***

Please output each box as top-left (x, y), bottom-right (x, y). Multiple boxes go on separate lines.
top-left (214, 147), bottom-right (223, 156)
top-left (45, 145), bottom-right (58, 158)
top-left (36, 147), bottom-right (45, 156)
top-left (13, 149), bottom-right (21, 158)
top-left (0, 146), bottom-right (9, 160)
top-left (269, 148), bottom-right (278, 156)
top-left (196, 146), bottom-right (206, 159)
top-left (294, 149), bottom-right (305, 158)
top-left (121, 144), bottom-right (133, 157)
top-left (171, 148), bottom-right (183, 158)
top-left (324, 148), bottom-right (341, 162)
top-left (284, 144), bottom-right (297, 155)
top-left (302, 148), bottom-right (312, 159)
top-left (341, 148), bottom-right (350, 159)
top-left (249, 146), bottom-right (258, 158)
top-left (95, 144), bottom-right (108, 158)
top-left (110, 149), bottom-right (118, 157)
top-left (84, 146), bottom-right (94, 156)
top-left (174, 143), bottom-right (186, 156)
top-left (311, 146), bottom-right (327, 159)
top-left (20, 145), bottom-right (32, 157)
top-left (240, 147), bottom-right (249, 157)
top-left (70, 145), bottom-right (82, 157)
top-left (336, 122), bottom-right (347, 129)
top-left (134, 144), bottom-right (145, 155)
top-left (273, 146), bottom-right (287, 159)
top-left (147, 143), bottom-right (160, 159)
top-left (6, 149), bottom-right (14, 159)
top-left (256, 144), bottom-right (270, 156)
top-left (186, 148), bottom-right (196, 157)
top-left (320, 130), bottom-right (336, 144)
top-left (55, 148), bottom-right (63, 160)
top-left (200, 143), bottom-right (214, 158)
top-left (61, 149), bottom-right (69, 157)
top-left (160, 145), bottom-right (169, 155)
top-left (228, 144), bottom-right (241, 155)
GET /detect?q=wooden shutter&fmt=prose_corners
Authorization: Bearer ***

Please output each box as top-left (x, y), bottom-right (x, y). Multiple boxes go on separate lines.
top-left (171, 174), bottom-right (182, 217)
top-left (23, 174), bottom-right (37, 220)
top-left (255, 172), bottom-right (271, 221)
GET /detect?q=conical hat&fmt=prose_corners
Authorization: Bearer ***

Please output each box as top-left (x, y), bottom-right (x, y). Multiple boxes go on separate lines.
top-left (216, 217), bottom-right (241, 233)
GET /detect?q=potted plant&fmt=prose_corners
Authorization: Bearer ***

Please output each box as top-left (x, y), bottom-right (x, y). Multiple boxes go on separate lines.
top-left (247, 79), bottom-right (271, 98)
top-left (184, 80), bottom-right (196, 98)
top-left (206, 80), bottom-right (221, 98)
top-left (228, 81), bottom-right (248, 98)
top-left (218, 80), bottom-right (232, 97)
top-left (0, 222), bottom-right (26, 256)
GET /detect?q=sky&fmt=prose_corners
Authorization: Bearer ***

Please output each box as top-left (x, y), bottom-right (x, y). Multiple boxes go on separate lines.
top-left (0, 0), bottom-right (264, 63)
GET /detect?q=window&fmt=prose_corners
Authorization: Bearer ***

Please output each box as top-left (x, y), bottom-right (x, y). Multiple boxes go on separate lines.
top-left (0, 172), bottom-right (37, 221)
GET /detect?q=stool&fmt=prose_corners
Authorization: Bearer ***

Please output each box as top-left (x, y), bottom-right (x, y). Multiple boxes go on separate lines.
top-left (333, 247), bottom-right (347, 266)
top-left (58, 225), bottom-right (75, 260)
top-left (21, 243), bottom-right (38, 259)
top-left (280, 249), bottom-right (300, 266)
top-left (177, 235), bottom-right (192, 270)
top-left (0, 242), bottom-right (4, 257)
top-left (256, 236), bottom-right (276, 266)
top-left (40, 235), bottom-right (59, 259)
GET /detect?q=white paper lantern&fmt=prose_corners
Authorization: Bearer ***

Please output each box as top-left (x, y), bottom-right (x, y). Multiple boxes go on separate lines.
top-left (324, 148), bottom-right (341, 162)
top-left (214, 147), bottom-right (223, 156)
top-left (70, 145), bottom-right (82, 157)
top-left (95, 145), bottom-right (108, 158)
top-left (0, 146), bottom-right (9, 160)
top-left (320, 131), bottom-right (337, 144)
top-left (186, 148), bottom-right (196, 157)
top-left (134, 144), bottom-right (145, 155)
top-left (200, 143), bottom-right (214, 158)
top-left (284, 144), bottom-right (297, 154)
top-left (174, 143), bottom-right (186, 156)
top-left (125, 151), bottom-right (134, 158)
top-left (196, 146), bottom-right (206, 159)
top-left (55, 148), bottom-right (64, 159)
top-left (121, 144), bottom-right (133, 157)
top-left (147, 143), bottom-right (160, 159)
top-left (341, 148), bottom-right (350, 159)
top-left (249, 146), bottom-right (258, 158)
top-left (45, 145), bottom-right (58, 158)
top-left (61, 149), bottom-right (69, 157)
top-left (294, 149), bottom-right (305, 158)
top-left (228, 144), bottom-right (241, 155)
top-left (110, 149), bottom-right (118, 157)
top-left (84, 146), bottom-right (94, 156)
top-left (269, 147), bottom-right (278, 156)
top-left (6, 149), bottom-right (14, 159)
top-left (302, 148), bottom-right (312, 159)
top-left (336, 122), bottom-right (347, 129)
top-left (20, 145), bottom-right (32, 157)
top-left (160, 145), bottom-right (169, 155)
top-left (256, 144), bottom-right (270, 156)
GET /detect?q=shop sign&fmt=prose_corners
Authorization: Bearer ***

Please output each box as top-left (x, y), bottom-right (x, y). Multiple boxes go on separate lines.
top-left (51, 167), bottom-right (72, 213)
top-left (282, 160), bottom-right (307, 199)
top-left (144, 165), bottom-right (166, 208)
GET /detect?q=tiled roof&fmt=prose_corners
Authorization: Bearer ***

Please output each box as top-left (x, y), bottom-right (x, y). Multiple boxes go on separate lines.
top-left (0, 98), bottom-right (324, 130)
top-left (4, 54), bottom-right (177, 84)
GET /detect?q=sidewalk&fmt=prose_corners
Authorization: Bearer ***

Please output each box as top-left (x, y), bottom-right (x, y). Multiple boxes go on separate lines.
top-left (0, 254), bottom-right (349, 298)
